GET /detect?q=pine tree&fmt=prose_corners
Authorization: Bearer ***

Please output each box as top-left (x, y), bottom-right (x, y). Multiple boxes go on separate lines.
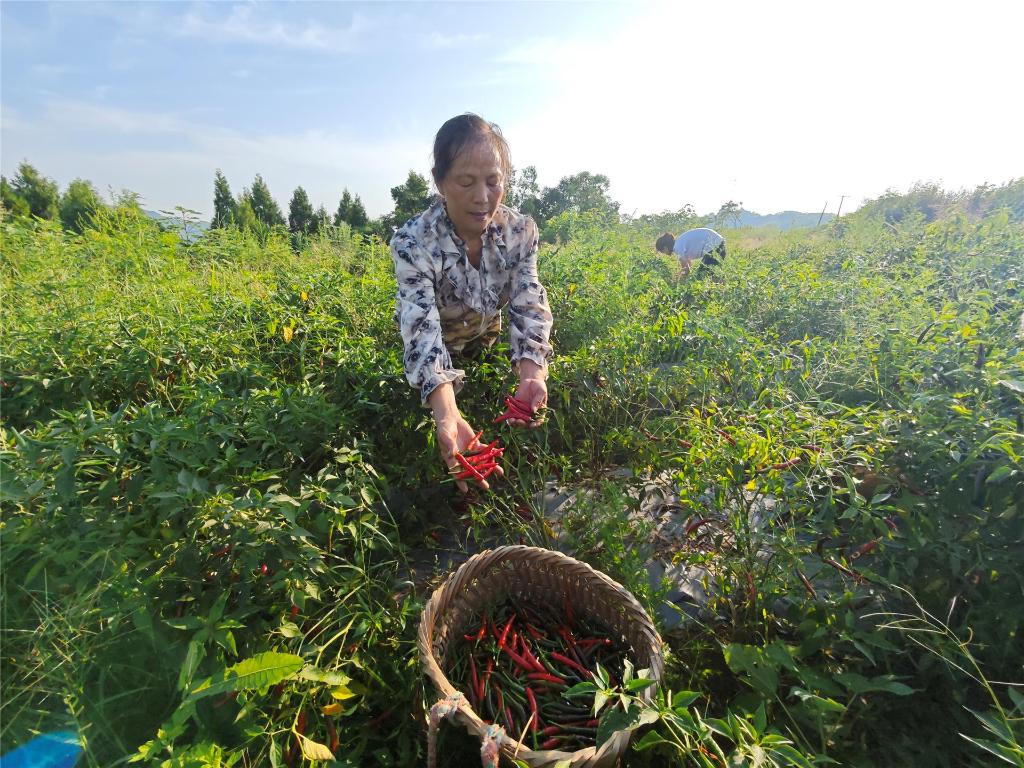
top-left (288, 186), bottom-right (315, 234)
top-left (59, 179), bottom-right (103, 232)
top-left (348, 194), bottom-right (368, 230)
top-left (334, 189), bottom-right (353, 226)
top-left (212, 170), bottom-right (237, 228)
top-left (12, 162), bottom-right (59, 220)
top-left (248, 174), bottom-right (284, 227)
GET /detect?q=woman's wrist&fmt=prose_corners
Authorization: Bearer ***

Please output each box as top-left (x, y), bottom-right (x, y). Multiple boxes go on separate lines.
top-left (517, 358), bottom-right (547, 382)
top-left (427, 382), bottom-right (459, 423)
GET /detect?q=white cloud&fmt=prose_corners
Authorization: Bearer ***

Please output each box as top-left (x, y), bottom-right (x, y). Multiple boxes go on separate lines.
top-left (426, 31), bottom-right (488, 50)
top-left (1, 100), bottom-right (427, 218)
top-left (499, 0), bottom-right (1024, 215)
top-left (179, 5), bottom-right (372, 52)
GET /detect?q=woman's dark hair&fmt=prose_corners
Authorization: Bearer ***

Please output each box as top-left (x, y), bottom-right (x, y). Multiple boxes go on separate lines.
top-left (655, 233), bottom-right (675, 254)
top-left (432, 113), bottom-right (512, 187)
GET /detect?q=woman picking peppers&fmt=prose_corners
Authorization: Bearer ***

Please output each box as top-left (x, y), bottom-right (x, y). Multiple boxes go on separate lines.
top-left (390, 113), bottom-right (554, 493)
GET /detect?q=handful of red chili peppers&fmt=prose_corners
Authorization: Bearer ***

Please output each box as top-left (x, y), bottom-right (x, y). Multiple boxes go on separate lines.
top-left (493, 395), bottom-right (539, 425)
top-left (451, 430), bottom-right (504, 483)
top-left (449, 599), bottom-right (628, 752)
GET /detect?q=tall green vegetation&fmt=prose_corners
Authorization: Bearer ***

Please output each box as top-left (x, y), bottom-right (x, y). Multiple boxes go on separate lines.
top-left (8, 161), bottom-right (60, 219)
top-left (287, 186), bottom-right (315, 235)
top-left (2, 180), bottom-right (1021, 767)
top-left (211, 169), bottom-right (237, 228)
top-left (334, 188), bottom-right (368, 231)
top-left (245, 173), bottom-right (285, 228)
top-left (58, 179), bottom-right (102, 233)
top-left (386, 170), bottom-right (433, 233)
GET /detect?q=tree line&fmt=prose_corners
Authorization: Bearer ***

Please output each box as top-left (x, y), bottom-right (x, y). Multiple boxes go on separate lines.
top-left (1, 160), bottom-right (634, 244)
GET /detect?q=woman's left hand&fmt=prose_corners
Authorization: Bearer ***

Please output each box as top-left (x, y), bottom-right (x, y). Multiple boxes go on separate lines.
top-left (511, 375), bottom-right (547, 429)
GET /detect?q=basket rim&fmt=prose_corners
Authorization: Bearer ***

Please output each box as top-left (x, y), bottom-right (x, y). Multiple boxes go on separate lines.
top-left (417, 544), bottom-right (665, 763)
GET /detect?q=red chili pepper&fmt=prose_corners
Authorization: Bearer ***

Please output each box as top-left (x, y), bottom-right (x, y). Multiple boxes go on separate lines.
top-left (575, 638), bottom-right (612, 649)
top-left (527, 672), bottom-right (566, 685)
top-left (480, 465), bottom-right (498, 479)
top-left (852, 538), bottom-right (880, 558)
top-left (259, 563), bottom-right (269, 575)
top-left (550, 651), bottom-right (590, 677)
top-left (678, 439), bottom-right (693, 449)
top-left (326, 718), bottom-right (338, 753)
top-left (212, 545), bottom-right (231, 557)
top-left (477, 621), bottom-right (487, 642)
top-left (717, 429), bottom-right (737, 446)
top-left (526, 687), bottom-right (539, 732)
top-left (524, 623), bottom-right (546, 640)
top-left (825, 557), bottom-right (865, 583)
top-left (290, 605), bottom-right (300, 617)
top-left (519, 641), bottom-right (546, 674)
top-left (684, 517), bottom-right (710, 535)
top-left (771, 458), bottom-right (801, 470)
top-left (797, 569), bottom-right (817, 598)
top-left (499, 614), bottom-right (516, 647)
top-left (541, 737), bottom-right (563, 749)
top-left (884, 516), bottom-right (898, 531)
top-left (501, 643), bottom-right (535, 673)
top-left (296, 710), bottom-right (307, 734)
top-left (455, 453), bottom-right (485, 481)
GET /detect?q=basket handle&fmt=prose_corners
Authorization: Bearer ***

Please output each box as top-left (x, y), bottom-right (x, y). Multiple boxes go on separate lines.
top-left (426, 693), bottom-right (509, 768)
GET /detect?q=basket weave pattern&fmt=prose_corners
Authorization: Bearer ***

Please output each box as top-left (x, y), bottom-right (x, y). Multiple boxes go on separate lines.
top-left (419, 545), bottom-right (665, 767)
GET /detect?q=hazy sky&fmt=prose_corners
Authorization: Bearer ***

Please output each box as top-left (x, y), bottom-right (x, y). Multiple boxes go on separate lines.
top-left (2, 0), bottom-right (1022, 219)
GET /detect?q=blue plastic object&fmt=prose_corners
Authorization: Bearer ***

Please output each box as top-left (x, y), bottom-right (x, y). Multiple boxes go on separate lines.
top-left (1, 730), bottom-right (81, 768)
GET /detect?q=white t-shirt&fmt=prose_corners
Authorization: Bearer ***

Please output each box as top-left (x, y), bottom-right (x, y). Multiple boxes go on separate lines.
top-left (672, 228), bottom-right (724, 260)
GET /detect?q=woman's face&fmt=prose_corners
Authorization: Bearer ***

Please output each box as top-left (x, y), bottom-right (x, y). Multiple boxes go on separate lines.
top-left (437, 140), bottom-right (505, 242)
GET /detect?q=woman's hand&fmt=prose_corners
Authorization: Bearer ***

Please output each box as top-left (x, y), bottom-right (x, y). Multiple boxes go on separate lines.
top-left (429, 383), bottom-right (501, 492)
top-left (437, 413), bottom-right (502, 493)
top-left (511, 360), bottom-right (548, 429)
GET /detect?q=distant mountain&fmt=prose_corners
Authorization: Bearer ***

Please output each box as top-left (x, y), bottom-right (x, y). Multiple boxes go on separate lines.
top-left (731, 210), bottom-right (834, 230)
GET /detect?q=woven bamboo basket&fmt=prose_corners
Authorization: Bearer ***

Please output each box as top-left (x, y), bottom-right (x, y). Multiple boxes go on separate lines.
top-left (418, 545), bottom-right (664, 767)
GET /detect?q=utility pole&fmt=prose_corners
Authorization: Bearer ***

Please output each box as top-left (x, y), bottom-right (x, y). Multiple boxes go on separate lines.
top-left (836, 195), bottom-right (849, 218)
top-left (817, 200), bottom-right (829, 226)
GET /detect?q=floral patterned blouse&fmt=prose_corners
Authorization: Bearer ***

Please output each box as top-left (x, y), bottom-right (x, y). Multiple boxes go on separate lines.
top-left (390, 199), bottom-right (554, 404)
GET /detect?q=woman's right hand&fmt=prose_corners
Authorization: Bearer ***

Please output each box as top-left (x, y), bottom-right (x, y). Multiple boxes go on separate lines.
top-left (429, 382), bottom-right (501, 493)
top-left (435, 413), bottom-right (500, 493)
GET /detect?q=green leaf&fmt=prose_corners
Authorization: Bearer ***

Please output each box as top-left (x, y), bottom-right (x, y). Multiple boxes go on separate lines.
top-left (671, 690), bottom-right (701, 708)
top-left (298, 666), bottom-right (350, 686)
top-left (634, 730), bottom-right (671, 751)
top-left (766, 743), bottom-right (818, 768)
top-left (723, 643), bottom-right (779, 696)
top-left (1007, 686), bottom-right (1024, 714)
top-left (986, 465), bottom-right (1014, 485)
top-left (596, 702), bottom-right (660, 746)
top-left (959, 734), bottom-right (1022, 765)
top-left (564, 681), bottom-right (597, 697)
top-left (178, 639), bottom-right (206, 692)
top-left (626, 677), bottom-right (658, 693)
top-left (790, 687), bottom-right (846, 714)
top-left (188, 652), bottom-right (303, 701)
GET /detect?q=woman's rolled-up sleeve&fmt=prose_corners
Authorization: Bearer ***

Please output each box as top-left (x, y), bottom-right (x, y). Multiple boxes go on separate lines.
top-left (508, 218), bottom-right (553, 372)
top-left (391, 233), bottom-right (465, 405)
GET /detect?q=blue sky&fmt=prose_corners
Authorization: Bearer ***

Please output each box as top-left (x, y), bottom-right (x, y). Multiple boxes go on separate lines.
top-left (2, 1), bottom-right (1022, 220)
